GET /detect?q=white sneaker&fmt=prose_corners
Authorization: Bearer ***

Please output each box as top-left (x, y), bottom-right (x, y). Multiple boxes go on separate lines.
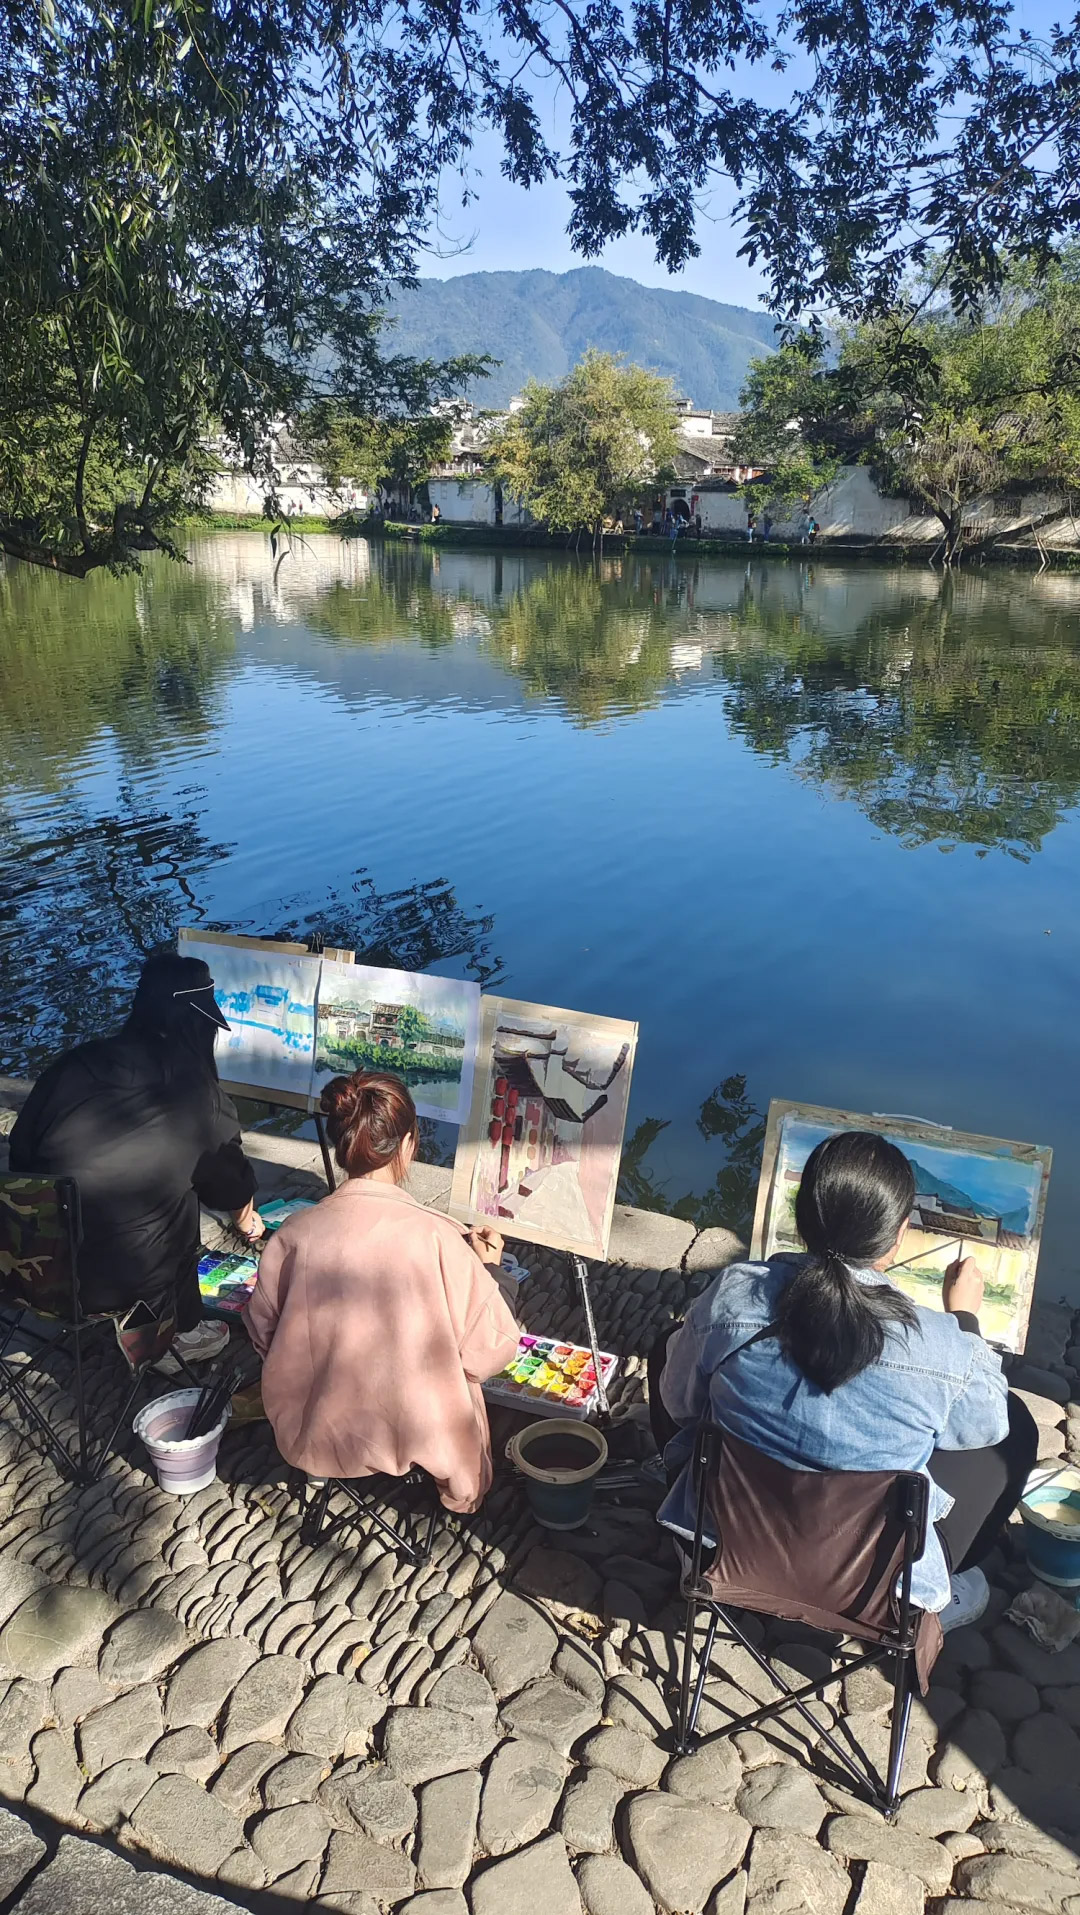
top-left (157, 1320), bottom-right (230, 1373)
top-left (940, 1566), bottom-right (990, 1634)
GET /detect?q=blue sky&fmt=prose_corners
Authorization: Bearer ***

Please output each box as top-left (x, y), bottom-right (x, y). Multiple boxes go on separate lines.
top-left (417, 1), bottom-right (1070, 311)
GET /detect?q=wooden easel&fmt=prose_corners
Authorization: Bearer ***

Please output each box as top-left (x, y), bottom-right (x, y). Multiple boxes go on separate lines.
top-left (177, 928), bottom-right (355, 1194)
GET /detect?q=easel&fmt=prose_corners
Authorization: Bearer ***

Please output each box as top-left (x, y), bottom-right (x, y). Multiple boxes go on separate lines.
top-left (571, 1253), bottom-right (611, 1416)
top-left (177, 927), bottom-right (355, 1193)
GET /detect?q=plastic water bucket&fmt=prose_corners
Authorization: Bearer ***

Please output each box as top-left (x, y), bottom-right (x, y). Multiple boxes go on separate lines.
top-left (1020, 1465), bottom-right (1080, 1591)
top-left (133, 1389), bottom-right (229, 1495)
top-left (507, 1418), bottom-right (608, 1531)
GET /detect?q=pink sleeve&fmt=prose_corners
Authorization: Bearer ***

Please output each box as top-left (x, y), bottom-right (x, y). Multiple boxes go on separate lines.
top-left (442, 1234), bottom-right (521, 1383)
top-left (243, 1231), bottom-right (286, 1358)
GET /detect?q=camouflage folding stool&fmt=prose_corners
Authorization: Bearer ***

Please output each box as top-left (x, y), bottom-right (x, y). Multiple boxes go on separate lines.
top-left (0, 1173), bottom-right (196, 1484)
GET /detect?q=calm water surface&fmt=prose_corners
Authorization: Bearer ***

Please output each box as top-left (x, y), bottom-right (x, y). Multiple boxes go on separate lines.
top-left (2, 535), bottom-right (1079, 1299)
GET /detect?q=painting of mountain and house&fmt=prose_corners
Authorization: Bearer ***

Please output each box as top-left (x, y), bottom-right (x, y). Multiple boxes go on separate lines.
top-left (751, 1100), bottom-right (1052, 1352)
top-left (450, 997), bottom-right (638, 1259)
top-left (313, 960), bottom-right (480, 1125)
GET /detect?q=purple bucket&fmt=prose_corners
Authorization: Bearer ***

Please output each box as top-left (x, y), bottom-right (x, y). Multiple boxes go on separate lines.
top-left (133, 1389), bottom-right (229, 1494)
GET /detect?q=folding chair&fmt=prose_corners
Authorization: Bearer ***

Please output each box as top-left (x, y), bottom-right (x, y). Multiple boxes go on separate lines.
top-left (0, 1173), bottom-right (200, 1484)
top-left (297, 1466), bottom-right (441, 1566)
top-left (667, 1422), bottom-right (943, 1817)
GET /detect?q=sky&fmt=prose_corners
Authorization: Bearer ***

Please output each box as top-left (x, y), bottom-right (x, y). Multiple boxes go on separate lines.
top-left (415, 0), bottom-right (1070, 313)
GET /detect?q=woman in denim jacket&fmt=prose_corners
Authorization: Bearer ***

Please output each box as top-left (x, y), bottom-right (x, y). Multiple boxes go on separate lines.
top-left (655, 1130), bottom-right (1038, 1631)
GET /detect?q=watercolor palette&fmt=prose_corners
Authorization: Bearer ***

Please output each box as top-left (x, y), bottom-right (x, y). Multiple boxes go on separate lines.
top-left (482, 1335), bottom-right (618, 1420)
top-left (198, 1251), bottom-right (260, 1317)
top-left (257, 1197), bottom-right (316, 1232)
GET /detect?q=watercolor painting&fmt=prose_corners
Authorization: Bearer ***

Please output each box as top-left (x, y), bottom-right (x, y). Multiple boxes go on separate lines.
top-left (180, 935), bottom-right (320, 1101)
top-left (450, 996), bottom-right (638, 1259)
top-left (313, 960), bottom-right (480, 1124)
top-left (751, 1100), bottom-right (1052, 1351)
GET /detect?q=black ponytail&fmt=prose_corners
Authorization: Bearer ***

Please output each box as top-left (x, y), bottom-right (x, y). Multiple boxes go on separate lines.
top-left (777, 1130), bottom-right (918, 1393)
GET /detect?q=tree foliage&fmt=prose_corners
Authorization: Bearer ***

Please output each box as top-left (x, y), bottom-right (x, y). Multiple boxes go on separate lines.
top-left (734, 259), bottom-right (1080, 558)
top-left (490, 351), bottom-right (679, 544)
top-left (306, 405), bottom-right (462, 499)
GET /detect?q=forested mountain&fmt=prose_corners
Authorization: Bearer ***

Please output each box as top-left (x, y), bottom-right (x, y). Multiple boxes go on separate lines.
top-left (384, 268), bottom-right (779, 409)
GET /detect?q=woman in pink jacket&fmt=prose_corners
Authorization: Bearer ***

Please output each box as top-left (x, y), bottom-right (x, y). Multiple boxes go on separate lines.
top-left (244, 1071), bottom-right (521, 1513)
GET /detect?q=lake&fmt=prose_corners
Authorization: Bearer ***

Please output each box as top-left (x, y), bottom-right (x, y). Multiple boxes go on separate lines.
top-left (2, 532), bottom-right (1079, 1302)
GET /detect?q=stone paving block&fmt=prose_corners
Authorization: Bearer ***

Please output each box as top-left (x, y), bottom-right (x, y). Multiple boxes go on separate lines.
top-left (579, 1724), bottom-right (667, 1787)
top-left (603, 1672), bottom-right (673, 1739)
top-left (735, 1763), bottom-right (826, 1836)
top-left (401, 1895), bottom-right (468, 1915)
top-left (468, 1831), bottom-right (581, 1915)
top-left (0, 1561), bottom-right (46, 1633)
top-left (319, 1768), bottom-right (417, 1841)
top-left (744, 1828), bottom-right (850, 1915)
top-left (512, 1548), bottom-right (603, 1621)
top-left (577, 1851), bottom-right (655, 1915)
top-left (265, 1752), bottom-right (330, 1809)
top-left (930, 1708), bottom-right (1006, 1789)
top-left (553, 1638), bottom-right (606, 1707)
top-left (8, 1832), bottom-right (241, 1914)
top-left (78, 1758), bottom-right (157, 1830)
top-left (146, 1727), bottom-right (219, 1782)
top-left (426, 1665), bottom-right (498, 1724)
top-left (682, 1227), bottom-right (746, 1274)
top-left (472, 1592), bottom-right (557, 1699)
top-left (500, 1677), bottom-right (600, 1754)
top-left (663, 1739), bottom-right (742, 1806)
top-left (26, 1726), bottom-right (83, 1820)
top-left (624, 1795), bottom-right (751, 1914)
top-left (479, 1734), bottom-right (568, 1857)
top-left (219, 1653), bottom-right (306, 1752)
top-left (164, 1640), bottom-right (259, 1730)
top-left (78, 1684), bottom-right (164, 1773)
top-left (991, 1623), bottom-right (1080, 1687)
top-left (706, 1875), bottom-right (746, 1915)
top-left (383, 1705), bottom-right (499, 1785)
top-left (952, 1853), bottom-right (1078, 1911)
top-left (822, 1816), bottom-right (952, 1892)
top-left (894, 1786), bottom-right (978, 1835)
top-left (251, 1801), bottom-right (332, 1875)
top-left (989, 1765), bottom-right (1080, 1835)
top-left (51, 1667), bottom-right (110, 1727)
top-left (0, 1803), bottom-right (45, 1900)
top-left (387, 1766), bottom-right (469, 1890)
top-left (1011, 1707), bottom-right (1080, 1778)
top-left (0, 1680), bottom-right (48, 1758)
top-left (318, 1827), bottom-right (416, 1906)
top-left (130, 1771), bottom-right (246, 1873)
top-left (99, 1611), bottom-right (189, 1686)
top-left (606, 1208), bottom-right (695, 1269)
top-left (849, 1861), bottom-right (925, 1915)
top-left (285, 1673), bottom-right (356, 1757)
top-left (0, 1586), bottom-right (118, 1680)
top-left (209, 1740), bottom-right (280, 1810)
top-left (558, 1767), bottom-right (622, 1853)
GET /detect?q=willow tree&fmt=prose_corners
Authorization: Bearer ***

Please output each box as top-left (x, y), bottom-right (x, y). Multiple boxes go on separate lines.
top-left (490, 352), bottom-right (679, 549)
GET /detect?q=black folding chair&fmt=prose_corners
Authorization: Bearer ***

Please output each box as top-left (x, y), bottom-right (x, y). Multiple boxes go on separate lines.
top-left (665, 1421), bottom-right (942, 1817)
top-left (0, 1173), bottom-right (200, 1484)
top-left (297, 1466), bottom-right (441, 1566)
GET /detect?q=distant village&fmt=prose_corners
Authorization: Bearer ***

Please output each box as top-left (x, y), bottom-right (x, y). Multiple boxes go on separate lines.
top-left (209, 398), bottom-right (767, 538)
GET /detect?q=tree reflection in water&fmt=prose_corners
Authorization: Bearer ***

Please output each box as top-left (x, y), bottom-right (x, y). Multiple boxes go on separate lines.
top-left (618, 1074), bottom-right (766, 1243)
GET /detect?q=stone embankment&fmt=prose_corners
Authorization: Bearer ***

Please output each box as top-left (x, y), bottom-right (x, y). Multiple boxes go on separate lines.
top-left (0, 1084), bottom-right (1077, 1915)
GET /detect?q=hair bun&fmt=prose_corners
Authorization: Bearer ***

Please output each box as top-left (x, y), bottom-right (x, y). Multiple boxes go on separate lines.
top-left (321, 1070), bottom-right (419, 1180)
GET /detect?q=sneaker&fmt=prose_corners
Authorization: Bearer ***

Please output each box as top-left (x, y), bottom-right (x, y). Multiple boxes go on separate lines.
top-left (157, 1319), bottom-right (230, 1373)
top-left (940, 1566), bottom-right (990, 1634)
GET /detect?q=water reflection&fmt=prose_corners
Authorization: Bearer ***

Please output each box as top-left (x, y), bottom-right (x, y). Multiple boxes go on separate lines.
top-left (2, 535), bottom-right (1080, 1283)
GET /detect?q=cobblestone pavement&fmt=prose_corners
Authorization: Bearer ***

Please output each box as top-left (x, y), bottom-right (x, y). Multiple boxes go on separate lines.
top-left (0, 1108), bottom-right (1078, 1915)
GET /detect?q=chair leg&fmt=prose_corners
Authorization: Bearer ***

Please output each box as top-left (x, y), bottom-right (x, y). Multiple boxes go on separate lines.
top-left (677, 1600), bottom-right (718, 1753)
top-left (301, 1480), bottom-right (332, 1543)
top-left (71, 1315), bottom-right (90, 1484)
top-left (884, 1650), bottom-right (914, 1817)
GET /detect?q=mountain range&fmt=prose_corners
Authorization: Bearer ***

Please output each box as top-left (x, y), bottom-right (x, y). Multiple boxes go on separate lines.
top-left (383, 267), bottom-right (780, 410)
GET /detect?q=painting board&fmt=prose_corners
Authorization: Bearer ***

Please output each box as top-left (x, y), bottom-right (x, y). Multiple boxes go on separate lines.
top-left (450, 995), bottom-right (638, 1260)
top-left (751, 1099), bottom-right (1052, 1353)
top-left (313, 960), bottom-right (480, 1125)
top-left (178, 931), bottom-right (321, 1106)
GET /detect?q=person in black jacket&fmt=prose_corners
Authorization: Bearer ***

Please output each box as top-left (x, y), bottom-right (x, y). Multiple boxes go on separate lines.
top-left (10, 950), bottom-right (262, 1364)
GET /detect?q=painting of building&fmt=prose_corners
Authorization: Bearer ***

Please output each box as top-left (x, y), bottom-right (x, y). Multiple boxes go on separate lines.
top-left (313, 961), bottom-right (479, 1125)
top-left (754, 1100), bottom-right (1052, 1352)
top-left (450, 997), bottom-right (638, 1259)
top-left (177, 933), bottom-right (321, 1103)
